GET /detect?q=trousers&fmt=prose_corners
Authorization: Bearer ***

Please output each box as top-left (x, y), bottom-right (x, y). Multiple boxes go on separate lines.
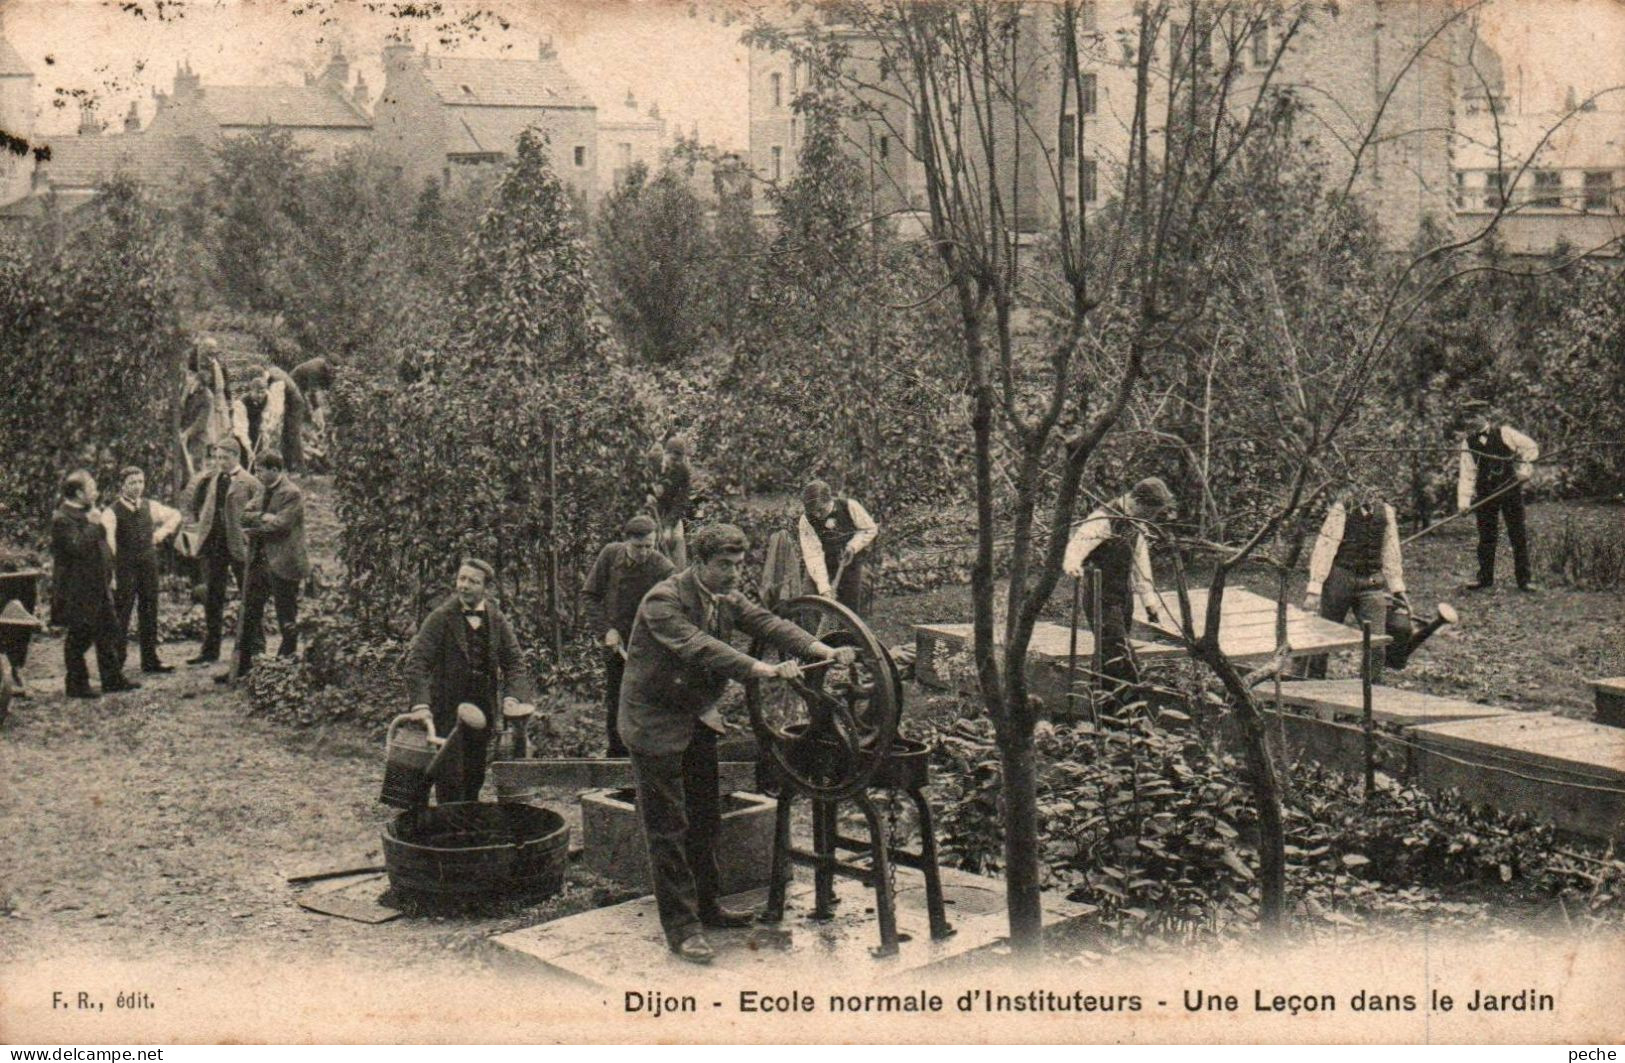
top-left (629, 724), bottom-right (722, 946)
top-left (64, 595), bottom-right (123, 693)
top-left (1082, 587), bottom-right (1140, 709)
top-left (115, 558), bottom-right (162, 669)
top-left (237, 560), bottom-right (300, 674)
top-left (1475, 488), bottom-right (1531, 588)
top-left (200, 544), bottom-right (244, 658)
top-left (1304, 565), bottom-right (1388, 682)
top-left (603, 650), bottom-right (629, 758)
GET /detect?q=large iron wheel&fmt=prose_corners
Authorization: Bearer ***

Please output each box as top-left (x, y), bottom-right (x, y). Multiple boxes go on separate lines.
top-left (746, 595), bottom-right (900, 801)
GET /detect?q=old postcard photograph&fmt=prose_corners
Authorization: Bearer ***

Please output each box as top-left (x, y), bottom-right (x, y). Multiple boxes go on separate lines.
top-left (0, 0), bottom-right (1621, 1046)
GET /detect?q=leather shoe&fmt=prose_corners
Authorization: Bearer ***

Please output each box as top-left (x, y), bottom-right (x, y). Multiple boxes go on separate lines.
top-left (65, 687), bottom-right (100, 700)
top-left (142, 662), bottom-right (175, 674)
top-left (187, 653), bottom-right (219, 666)
top-left (672, 933), bottom-right (715, 965)
top-left (102, 678), bottom-right (142, 693)
top-left (700, 906), bottom-right (759, 929)
top-left (1517, 583), bottom-right (1541, 593)
top-left (1464, 581), bottom-right (1493, 592)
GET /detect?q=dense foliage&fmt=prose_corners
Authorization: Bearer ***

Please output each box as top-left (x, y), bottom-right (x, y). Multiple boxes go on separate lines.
top-left (0, 178), bottom-right (188, 533)
top-left (329, 132), bottom-right (655, 649)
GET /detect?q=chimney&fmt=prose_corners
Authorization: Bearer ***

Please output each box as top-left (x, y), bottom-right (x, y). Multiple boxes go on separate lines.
top-left (351, 71), bottom-right (370, 111)
top-left (124, 101), bottom-right (140, 133)
top-left (648, 101), bottom-right (661, 120)
top-left (77, 100), bottom-right (101, 136)
top-left (538, 36), bottom-right (556, 60)
top-left (173, 60), bottom-right (201, 101)
top-left (320, 46), bottom-right (350, 93)
top-left (624, 87), bottom-right (636, 111)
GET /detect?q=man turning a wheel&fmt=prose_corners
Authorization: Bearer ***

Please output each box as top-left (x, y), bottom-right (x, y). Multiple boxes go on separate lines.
top-left (619, 523), bottom-right (856, 965)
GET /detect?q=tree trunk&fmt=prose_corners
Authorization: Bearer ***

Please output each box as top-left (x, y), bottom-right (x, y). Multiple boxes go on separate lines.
top-left (996, 713), bottom-right (1045, 953)
top-left (1201, 646), bottom-right (1287, 931)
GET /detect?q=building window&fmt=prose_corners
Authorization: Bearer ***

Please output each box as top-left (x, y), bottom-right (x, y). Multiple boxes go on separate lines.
top-left (1060, 114), bottom-right (1077, 160)
top-left (790, 62), bottom-right (798, 93)
top-left (771, 145), bottom-right (782, 181)
top-left (1251, 25), bottom-right (1270, 66)
top-left (1081, 73), bottom-right (1097, 116)
top-left (771, 72), bottom-right (782, 109)
top-left (879, 134), bottom-right (890, 160)
top-left (1583, 170), bottom-right (1614, 212)
top-left (1531, 169), bottom-right (1562, 209)
top-left (573, 145), bottom-right (586, 168)
top-left (1453, 171), bottom-right (1466, 209)
top-left (1081, 158), bottom-right (1098, 203)
top-left (1081, 1), bottom-right (1098, 31)
top-left (1484, 170), bottom-right (1509, 209)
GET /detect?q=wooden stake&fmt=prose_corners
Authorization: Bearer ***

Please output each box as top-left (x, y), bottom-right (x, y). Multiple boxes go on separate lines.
top-left (546, 421), bottom-right (562, 662)
top-left (1066, 575), bottom-right (1081, 716)
top-left (1089, 567), bottom-right (1103, 727)
top-left (1360, 620), bottom-right (1375, 802)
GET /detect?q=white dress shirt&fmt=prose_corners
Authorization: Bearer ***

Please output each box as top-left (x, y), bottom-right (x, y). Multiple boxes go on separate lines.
top-left (797, 498), bottom-right (878, 595)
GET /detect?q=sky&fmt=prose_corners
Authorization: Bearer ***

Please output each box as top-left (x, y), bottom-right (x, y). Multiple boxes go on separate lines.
top-left (1, 0), bottom-right (1622, 147)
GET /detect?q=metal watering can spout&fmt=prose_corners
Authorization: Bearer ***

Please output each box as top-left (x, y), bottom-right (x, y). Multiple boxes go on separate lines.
top-left (1385, 600), bottom-right (1459, 670)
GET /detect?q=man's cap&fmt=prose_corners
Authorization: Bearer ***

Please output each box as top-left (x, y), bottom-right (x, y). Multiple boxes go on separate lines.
top-left (624, 514), bottom-right (657, 537)
top-left (1130, 477), bottom-right (1174, 509)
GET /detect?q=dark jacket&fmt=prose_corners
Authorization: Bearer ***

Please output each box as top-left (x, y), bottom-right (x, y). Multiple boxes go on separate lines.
top-left (182, 466), bottom-right (263, 563)
top-left (582, 542), bottom-right (674, 641)
top-left (405, 596), bottom-right (537, 726)
top-left (243, 474), bottom-right (309, 581)
top-left (617, 568), bottom-right (818, 756)
top-left (50, 502), bottom-right (113, 629)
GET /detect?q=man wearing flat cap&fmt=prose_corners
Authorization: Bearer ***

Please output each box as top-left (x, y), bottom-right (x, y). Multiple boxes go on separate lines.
top-left (1063, 477), bottom-right (1175, 705)
top-left (619, 523), bottom-right (855, 965)
top-left (582, 514), bottom-right (674, 757)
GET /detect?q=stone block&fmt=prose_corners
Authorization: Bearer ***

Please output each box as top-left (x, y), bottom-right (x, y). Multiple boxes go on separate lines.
top-left (580, 788), bottom-right (777, 895)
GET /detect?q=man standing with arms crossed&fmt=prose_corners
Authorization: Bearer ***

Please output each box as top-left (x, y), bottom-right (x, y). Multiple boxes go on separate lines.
top-left (619, 523), bottom-right (855, 964)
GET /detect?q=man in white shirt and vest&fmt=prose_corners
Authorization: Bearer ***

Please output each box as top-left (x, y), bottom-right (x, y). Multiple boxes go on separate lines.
top-left (1302, 487), bottom-right (1408, 681)
top-left (100, 466), bottom-right (183, 674)
top-left (1062, 477), bottom-right (1174, 705)
top-left (1457, 404), bottom-right (1539, 592)
top-left (797, 480), bottom-right (878, 613)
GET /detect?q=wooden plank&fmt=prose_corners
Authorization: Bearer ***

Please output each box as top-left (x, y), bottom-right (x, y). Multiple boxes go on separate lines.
top-left (490, 759), bottom-right (758, 793)
top-left (1136, 586), bottom-right (1388, 657)
top-left (1408, 714), bottom-right (1625, 783)
top-left (1276, 679), bottom-right (1514, 728)
top-left (1408, 742), bottom-right (1625, 842)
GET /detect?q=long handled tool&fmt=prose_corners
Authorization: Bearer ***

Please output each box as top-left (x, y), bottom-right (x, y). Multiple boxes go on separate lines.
top-left (1400, 478), bottom-right (1522, 547)
top-left (226, 529), bottom-right (257, 684)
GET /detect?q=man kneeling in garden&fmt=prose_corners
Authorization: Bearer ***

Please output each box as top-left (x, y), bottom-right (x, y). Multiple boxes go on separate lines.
top-left (619, 523), bottom-right (855, 965)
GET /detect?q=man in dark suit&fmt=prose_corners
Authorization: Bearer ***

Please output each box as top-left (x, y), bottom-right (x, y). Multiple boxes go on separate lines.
top-left (102, 466), bottom-right (183, 674)
top-left (582, 513), bottom-right (673, 757)
top-left (619, 523), bottom-right (855, 964)
top-left (180, 442), bottom-right (263, 666)
top-left (230, 450), bottom-right (308, 680)
top-left (405, 558), bottom-right (537, 803)
top-left (50, 470), bottom-right (139, 698)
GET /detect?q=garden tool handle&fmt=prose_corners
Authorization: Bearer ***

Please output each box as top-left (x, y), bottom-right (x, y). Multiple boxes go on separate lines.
top-left (388, 711), bottom-right (440, 744)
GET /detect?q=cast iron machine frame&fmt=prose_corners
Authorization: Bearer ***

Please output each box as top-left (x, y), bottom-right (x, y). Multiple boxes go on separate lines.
top-left (747, 595), bottom-right (954, 957)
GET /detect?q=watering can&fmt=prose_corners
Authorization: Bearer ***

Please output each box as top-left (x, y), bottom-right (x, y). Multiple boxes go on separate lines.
top-left (381, 711), bottom-right (444, 809)
top-left (1384, 599), bottom-right (1459, 670)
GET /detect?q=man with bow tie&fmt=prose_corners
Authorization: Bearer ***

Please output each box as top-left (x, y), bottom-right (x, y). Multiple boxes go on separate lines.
top-left (405, 558), bottom-right (537, 804)
top-left (1302, 483), bottom-right (1409, 681)
top-left (619, 523), bottom-right (856, 965)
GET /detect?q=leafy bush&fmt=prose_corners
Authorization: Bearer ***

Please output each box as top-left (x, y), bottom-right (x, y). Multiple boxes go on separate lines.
top-left (921, 693), bottom-right (1625, 942)
top-left (330, 132), bottom-right (657, 651)
top-left (1546, 511), bottom-right (1625, 590)
top-left (0, 178), bottom-right (188, 536)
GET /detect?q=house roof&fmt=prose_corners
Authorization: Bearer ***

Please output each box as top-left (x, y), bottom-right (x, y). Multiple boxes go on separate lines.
top-left (201, 85), bottom-right (371, 129)
top-left (420, 55), bottom-right (594, 110)
top-left (0, 40), bottom-right (31, 77)
top-left (447, 108), bottom-right (557, 156)
top-left (41, 131), bottom-right (210, 190)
